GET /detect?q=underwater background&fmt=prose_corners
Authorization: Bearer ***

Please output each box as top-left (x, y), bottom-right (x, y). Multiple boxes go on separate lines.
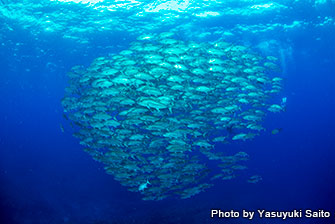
top-left (0, 0), bottom-right (335, 223)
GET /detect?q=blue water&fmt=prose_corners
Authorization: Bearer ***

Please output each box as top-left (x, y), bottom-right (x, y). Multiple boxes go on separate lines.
top-left (1, 0), bottom-right (335, 223)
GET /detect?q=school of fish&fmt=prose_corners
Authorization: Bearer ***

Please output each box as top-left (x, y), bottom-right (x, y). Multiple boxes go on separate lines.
top-left (61, 32), bottom-right (284, 200)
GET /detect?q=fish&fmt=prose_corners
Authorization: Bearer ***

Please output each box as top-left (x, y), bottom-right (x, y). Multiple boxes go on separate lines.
top-left (60, 123), bottom-right (64, 133)
top-left (271, 128), bottom-right (283, 135)
top-left (61, 33), bottom-right (284, 200)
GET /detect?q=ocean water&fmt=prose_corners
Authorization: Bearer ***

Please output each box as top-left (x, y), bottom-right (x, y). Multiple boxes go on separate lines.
top-left (0, 0), bottom-right (335, 223)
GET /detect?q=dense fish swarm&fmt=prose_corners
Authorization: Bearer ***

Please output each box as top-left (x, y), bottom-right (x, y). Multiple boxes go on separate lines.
top-left (62, 32), bottom-right (283, 200)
